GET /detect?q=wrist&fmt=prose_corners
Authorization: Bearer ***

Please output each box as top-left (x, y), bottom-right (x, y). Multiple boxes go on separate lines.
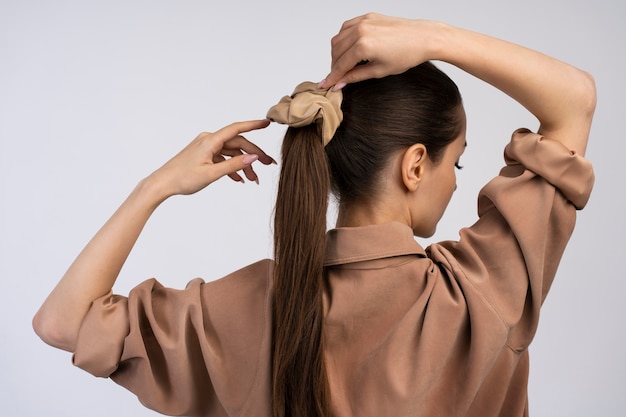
top-left (424, 20), bottom-right (456, 63)
top-left (134, 174), bottom-right (172, 209)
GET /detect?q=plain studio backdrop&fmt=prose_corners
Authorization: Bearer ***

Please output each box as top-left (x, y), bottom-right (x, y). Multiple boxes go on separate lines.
top-left (1, 0), bottom-right (623, 415)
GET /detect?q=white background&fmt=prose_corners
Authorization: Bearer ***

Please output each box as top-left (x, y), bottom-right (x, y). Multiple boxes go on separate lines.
top-left (1, 0), bottom-right (624, 415)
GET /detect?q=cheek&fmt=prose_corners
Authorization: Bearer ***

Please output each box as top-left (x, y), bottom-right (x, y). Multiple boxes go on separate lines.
top-left (444, 172), bottom-right (457, 200)
top-left (451, 173), bottom-right (458, 195)
top-left (433, 172), bottom-right (456, 220)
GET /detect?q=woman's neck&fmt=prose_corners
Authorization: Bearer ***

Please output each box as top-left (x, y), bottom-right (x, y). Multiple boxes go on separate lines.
top-left (336, 200), bottom-right (410, 228)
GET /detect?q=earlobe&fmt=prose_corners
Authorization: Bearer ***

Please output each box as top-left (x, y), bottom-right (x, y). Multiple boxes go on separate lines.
top-left (401, 144), bottom-right (427, 192)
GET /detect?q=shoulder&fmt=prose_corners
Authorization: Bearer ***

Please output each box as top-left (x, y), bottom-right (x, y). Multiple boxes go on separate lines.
top-left (201, 258), bottom-right (274, 304)
top-left (198, 258), bottom-right (274, 344)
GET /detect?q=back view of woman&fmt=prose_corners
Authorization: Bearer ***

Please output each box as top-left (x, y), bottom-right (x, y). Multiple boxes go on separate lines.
top-left (34, 13), bottom-right (595, 417)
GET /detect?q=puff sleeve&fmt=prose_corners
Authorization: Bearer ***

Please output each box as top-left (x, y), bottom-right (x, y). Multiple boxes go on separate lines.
top-left (428, 129), bottom-right (594, 351)
top-left (72, 259), bottom-right (274, 417)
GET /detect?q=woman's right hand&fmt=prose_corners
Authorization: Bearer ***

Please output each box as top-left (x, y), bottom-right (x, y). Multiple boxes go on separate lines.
top-left (319, 14), bottom-right (436, 90)
top-left (146, 119), bottom-right (274, 201)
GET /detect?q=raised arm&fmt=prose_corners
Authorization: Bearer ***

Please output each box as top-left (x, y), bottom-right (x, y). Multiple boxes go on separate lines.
top-left (33, 119), bottom-right (272, 352)
top-left (319, 13), bottom-right (596, 155)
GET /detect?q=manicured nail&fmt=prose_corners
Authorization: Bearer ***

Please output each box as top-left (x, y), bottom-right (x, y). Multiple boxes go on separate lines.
top-left (243, 154), bottom-right (259, 165)
top-left (332, 82), bottom-right (347, 91)
top-left (317, 79), bottom-right (327, 89)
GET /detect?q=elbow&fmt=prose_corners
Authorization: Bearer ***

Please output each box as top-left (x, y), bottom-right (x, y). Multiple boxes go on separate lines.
top-left (33, 309), bottom-right (76, 352)
top-left (556, 69), bottom-right (596, 155)
top-left (577, 70), bottom-right (597, 121)
top-left (567, 68), bottom-right (597, 125)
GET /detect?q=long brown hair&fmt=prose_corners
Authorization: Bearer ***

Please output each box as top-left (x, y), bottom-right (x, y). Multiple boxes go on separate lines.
top-left (271, 62), bottom-right (462, 417)
top-left (273, 123), bottom-right (330, 417)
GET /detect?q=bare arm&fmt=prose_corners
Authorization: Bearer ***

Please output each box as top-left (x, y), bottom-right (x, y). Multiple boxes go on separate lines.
top-left (33, 119), bottom-right (272, 352)
top-left (319, 14), bottom-right (596, 155)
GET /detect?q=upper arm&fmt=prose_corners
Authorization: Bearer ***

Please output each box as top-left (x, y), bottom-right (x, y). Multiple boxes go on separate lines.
top-left (434, 130), bottom-right (594, 349)
top-left (72, 260), bottom-right (274, 416)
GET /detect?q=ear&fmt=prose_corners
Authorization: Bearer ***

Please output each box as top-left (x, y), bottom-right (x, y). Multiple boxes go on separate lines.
top-left (400, 144), bottom-right (428, 192)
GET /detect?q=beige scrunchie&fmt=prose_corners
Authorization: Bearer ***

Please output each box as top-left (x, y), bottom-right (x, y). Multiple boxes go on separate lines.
top-left (266, 81), bottom-right (343, 147)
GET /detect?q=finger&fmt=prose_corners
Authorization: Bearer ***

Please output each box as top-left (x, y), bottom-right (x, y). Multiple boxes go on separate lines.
top-left (320, 32), bottom-right (361, 89)
top-left (330, 24), bottom-right (357, 62)
top-left (330, 14), bottom-right (376, 60)
top-left (212, 119), bottom-right (270, 149)
top-left (218, 148), bottom-right (258, 183)
top-left (324, 47), bottom-right (373, 89)
top-left (220, 150), bottom-right (259, 183)
top-left (326, 29), bottom-right (379, 89)
top-left (213, 154), bottom-right (244, 183)
top-left (228, 172), bottom-right (244, 183)
top-left (333, 63), bottom-right (389, 89)
top-left (228, 171), bottom-right (244, 183)
top-left (220, 147), bottom-right (244, 158)
top-left (241, 163), bottom-right (259, 184)
top-left (337, 13), bottom-right (368, 32)
top-left (212, 153), bottom-right (260, 183)
top-left (223, 135), bottom-right (275, 165)
top-left (321, 14), bottom-right (382, 88)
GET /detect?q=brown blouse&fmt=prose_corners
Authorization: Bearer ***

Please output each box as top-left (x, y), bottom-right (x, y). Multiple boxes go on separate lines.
top-left (73, 129), bottom-right (594, 416)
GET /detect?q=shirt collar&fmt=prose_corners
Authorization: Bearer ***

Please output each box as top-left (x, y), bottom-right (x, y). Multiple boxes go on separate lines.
top-left (324, 222), bottom-right (427, 266)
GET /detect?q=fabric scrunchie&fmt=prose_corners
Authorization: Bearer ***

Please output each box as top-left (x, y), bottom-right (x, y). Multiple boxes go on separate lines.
top-left (266, 81), bottom-right (343, 147)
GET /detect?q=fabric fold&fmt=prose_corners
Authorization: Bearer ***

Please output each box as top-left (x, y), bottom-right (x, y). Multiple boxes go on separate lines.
top-left (266, 81), bottom-right (343, 146)
top-left (504, 128), bottom-right (594, 209)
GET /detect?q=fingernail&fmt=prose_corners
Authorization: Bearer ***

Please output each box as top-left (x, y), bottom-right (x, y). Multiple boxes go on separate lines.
top-left (332, 82), bottom-right (347, 91)
top-left (243, 154), bottom-right (259, 165)
top-left (317, 79), bottom-right (327, 89)
top-left (254, 176), bottom-right (259, 185)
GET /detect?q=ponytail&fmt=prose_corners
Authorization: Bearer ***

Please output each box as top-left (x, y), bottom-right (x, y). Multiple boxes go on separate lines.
top-left (272, 124), bottom-right (330, 417)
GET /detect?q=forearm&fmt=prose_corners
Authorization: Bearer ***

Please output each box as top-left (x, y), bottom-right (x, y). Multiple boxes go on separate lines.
top-left (430, 21), bottom-right (596, 154)
top-left (33, 177), bottom-right (167, 352)
top-left (322, 14), bottom-right (595, 154)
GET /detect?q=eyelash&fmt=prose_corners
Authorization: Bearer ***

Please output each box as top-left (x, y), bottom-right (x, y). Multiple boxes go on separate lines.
top-left (455, 162), bottom-right (464, 170)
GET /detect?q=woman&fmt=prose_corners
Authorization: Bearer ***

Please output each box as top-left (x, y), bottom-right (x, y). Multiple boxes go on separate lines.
top-left (33, 13), bottom-right (595, 417)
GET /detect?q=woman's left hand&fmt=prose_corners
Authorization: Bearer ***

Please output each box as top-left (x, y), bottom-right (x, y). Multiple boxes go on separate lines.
top-left (148, 119), bottom-right (274, 199)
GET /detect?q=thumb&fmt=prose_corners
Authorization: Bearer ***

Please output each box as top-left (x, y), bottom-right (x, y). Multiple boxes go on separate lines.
top-left (329, 64), bottom-right (383, 91)
top-left (212, 153), bottom-right (259, 180)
